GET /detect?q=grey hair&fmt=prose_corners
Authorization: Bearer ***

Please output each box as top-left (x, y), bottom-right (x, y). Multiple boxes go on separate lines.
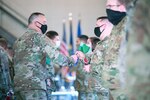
top-left (28, 12), bottom-right (45, 25)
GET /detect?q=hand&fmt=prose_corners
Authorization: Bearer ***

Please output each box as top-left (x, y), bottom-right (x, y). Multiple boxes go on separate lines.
top-left (61, 67), bottom-right (69, 77)
top-left (71, 55), bottom-right (78, 63)
top-left (75, 51), bottom-right (85, 60)
top-left (46, 78), bottom-right (51, 86)
top-left (83, 64), bottom-right (91, 72)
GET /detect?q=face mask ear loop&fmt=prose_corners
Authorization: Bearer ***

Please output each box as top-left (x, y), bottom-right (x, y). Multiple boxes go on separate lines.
top-left (99, 24), bottom-right (105, 33)
top-left (35, 21), bottom-right (41, 29)
top-left (36, 21), bottom-right (43, 25)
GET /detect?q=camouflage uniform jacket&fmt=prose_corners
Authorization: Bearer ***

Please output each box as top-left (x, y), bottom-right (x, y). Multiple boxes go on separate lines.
top-left (89, 17), bottom-right (126, 92)
top-left (13, 29), bottom-right (75, 92)
top-left (102, 17), bottom-right (126, 90)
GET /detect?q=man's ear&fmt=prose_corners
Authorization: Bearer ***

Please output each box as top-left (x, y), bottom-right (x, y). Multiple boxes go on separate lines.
top-left (119, 5), bottom-right (127, 12)
top-left (96, 19), bottom-right (102, 26)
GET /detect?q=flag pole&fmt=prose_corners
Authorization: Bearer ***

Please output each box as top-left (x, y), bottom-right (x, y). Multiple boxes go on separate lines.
top-left (59, 19), bottom-right (69, 56)
top-left (69, 13), bottom-right (74, 55)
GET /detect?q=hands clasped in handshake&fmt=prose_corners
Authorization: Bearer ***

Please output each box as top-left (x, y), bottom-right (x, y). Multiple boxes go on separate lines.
top-left (71, 51), bottom-right (91, 72)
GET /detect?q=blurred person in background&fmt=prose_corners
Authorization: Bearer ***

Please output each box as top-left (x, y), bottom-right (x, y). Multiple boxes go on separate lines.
top-left (76, 35), bottom-right (89, 50)
top-left (119, 0), bottom-right (150, 99)
top-left (88, 37), bottom-right (100, 52)
top-left (76, 16), bottom-right (114, 100)
top-left (0, 38), bottom-right (14, 99)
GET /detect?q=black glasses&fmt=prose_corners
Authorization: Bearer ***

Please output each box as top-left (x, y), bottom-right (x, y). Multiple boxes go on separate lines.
top-left (36, 21), bottom-right (44, 25)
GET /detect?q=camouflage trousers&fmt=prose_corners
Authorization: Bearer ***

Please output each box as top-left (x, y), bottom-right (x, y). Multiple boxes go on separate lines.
top-left (78, 91), bottom-right (99, 100)
top-left (15, 90), bottom-right (47, 100)
top-left (97, 88), bottom-right (110, 100)
top-left (110, 89), bottom-right (128, 100)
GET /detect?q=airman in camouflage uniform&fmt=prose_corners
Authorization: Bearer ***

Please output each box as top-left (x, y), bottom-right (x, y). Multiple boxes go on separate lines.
top-left (13, 12), bottom-right (77, 100)
top-left (45, 30), bottom-right (63, 99)
top-left (123, 0), bottom-right (150, 99)
top-left (74, 16), bottom-right (114, 100)
top-left (101, 17), bottom-right (127, 100)
top-left (90, 0), bottom-right (128, 98)
top-left (90, 16), bottom-right (114, 100)
top-left (78, 8), bottom-right (127, 100)
top-left (74, 37), bottom-right (98, 100)
top-left (0, 40), bottom-right (13, 99)
top-left (98, 0), bottom-right (128, 99)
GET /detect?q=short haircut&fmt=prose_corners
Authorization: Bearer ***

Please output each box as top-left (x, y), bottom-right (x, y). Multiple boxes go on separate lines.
top-left (78, 35), bottom-right (89, 43)
top-left (90, 37), bottom-right (100, 51)
top-left (97, 16), bottom-right (108, 21)
top-left (28, 12), bottom-right (45, 25)
top-left (46, 30), bottom-right (59, 40)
